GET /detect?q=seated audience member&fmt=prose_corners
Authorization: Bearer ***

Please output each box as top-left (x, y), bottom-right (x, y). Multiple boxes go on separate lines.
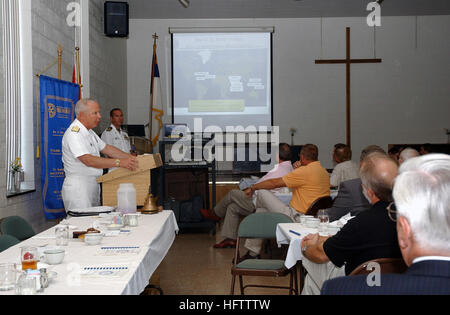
top-left (420, 143), bottom-right (432, 155)
top-left (329, 144), bottom-right (360, 188)
top-left (300, 152), bottom-right (401, 294)
top-left (322, 154), bottom-right (450, 295)
top-left (388, 146), bottom-right (401, 162)
top-left (398, 147), bottom-right (420, 164)
top-left (332, 143), bottom-right (346, 166)
top-left (327, 145), bottom-right (385, 222)
top-left (243, 144), bottom-right (330, 259)
top-left (201, 143), bottom-right (293, 249)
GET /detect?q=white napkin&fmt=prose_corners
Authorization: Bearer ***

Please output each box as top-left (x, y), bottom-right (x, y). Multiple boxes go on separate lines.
top-left (329, 213), bottom-right (355, 227)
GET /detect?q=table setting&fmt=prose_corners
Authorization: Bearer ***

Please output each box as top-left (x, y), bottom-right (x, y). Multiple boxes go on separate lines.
top-left (276, 212), bottom-right (354, 269)
top-left (0, 210), bottom-right (179, 295)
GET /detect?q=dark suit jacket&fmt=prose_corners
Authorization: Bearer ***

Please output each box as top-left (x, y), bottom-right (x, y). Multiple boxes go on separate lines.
top-left (321, 260), bottom-right (450, 295)
top-left (327, 178), bottom-right (371, 222)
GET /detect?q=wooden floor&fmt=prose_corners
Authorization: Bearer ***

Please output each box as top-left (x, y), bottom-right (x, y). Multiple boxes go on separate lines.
top-left (152, 226), bottom-right (295, 295)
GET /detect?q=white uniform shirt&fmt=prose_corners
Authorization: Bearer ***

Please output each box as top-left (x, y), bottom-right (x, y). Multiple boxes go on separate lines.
top-left (62, 119), bottom-right (107, 178)
top-left (101, 124), bottom-right (131, 154)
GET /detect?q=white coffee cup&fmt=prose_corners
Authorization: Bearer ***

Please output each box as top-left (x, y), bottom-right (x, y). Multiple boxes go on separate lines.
top-left (44, 249), bottom-right (65, 265)
top-left (300, 215), bottom-right (313, 225)
top-left (84, 233), bottom-right (104, 246)
top-left (306, 217), bottom-right (320, 228)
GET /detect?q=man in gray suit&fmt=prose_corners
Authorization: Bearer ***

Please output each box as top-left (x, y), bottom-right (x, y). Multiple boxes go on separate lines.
top-left (327, 145), bottom-right (387, 222)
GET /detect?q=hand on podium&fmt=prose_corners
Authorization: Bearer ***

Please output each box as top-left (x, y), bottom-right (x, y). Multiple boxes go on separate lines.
top-left (119, 156), bottom-right (139, 171)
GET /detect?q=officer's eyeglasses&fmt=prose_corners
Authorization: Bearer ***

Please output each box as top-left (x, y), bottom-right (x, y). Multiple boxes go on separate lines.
top-left (386, 202), bottom-right (397, 222)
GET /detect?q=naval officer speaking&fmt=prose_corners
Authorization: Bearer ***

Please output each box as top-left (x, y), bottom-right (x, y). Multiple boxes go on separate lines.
top-left (61, 99), bottom-right (139, 211)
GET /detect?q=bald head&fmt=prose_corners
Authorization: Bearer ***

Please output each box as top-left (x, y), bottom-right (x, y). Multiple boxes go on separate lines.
top-left (399, 148), bottom-right (420, 164)
top-left (360, 153), bottom-right (399, 202)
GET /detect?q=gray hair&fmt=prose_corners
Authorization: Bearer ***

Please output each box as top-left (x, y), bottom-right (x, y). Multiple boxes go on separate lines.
top-left (360, 152), bottom-right (398, 202)
top-left (360, 145), bottom-right (386, 162)
top-left (393, 154), bottom-right (450, 252)
top-left (75, 99), bottom-right (96, 117)
top-left (399, 147), bottom-right (420, 164)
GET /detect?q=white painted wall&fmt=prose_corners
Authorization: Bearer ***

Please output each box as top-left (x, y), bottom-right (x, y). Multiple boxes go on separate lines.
top-left (127, 16), bottom-right (450, 169)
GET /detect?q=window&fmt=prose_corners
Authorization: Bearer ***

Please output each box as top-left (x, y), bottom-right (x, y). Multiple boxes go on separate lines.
top-left (2, 0), bottom-right (34, 195)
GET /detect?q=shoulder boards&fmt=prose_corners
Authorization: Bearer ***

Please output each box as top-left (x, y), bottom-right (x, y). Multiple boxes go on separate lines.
top-left (71, 126), bottom-right (80, 133)
top-left (106, 127), bottom-right (113, 132)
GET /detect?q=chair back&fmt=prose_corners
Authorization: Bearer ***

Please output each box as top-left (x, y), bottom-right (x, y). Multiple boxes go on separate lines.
top-left (238, 212), bottom-right (293, 239)
top-left (305, 196), bottom-right (333, 217)
top-left (349, 258), bottom-right (408, 276)
top-left (0, 216), bottom-right (35, 241)
top-left (0, 235), bottom-right (20, 253)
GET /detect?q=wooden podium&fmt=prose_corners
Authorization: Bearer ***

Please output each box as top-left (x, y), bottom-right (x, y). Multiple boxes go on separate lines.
top-left (97, 154), bottom-right (163, 207)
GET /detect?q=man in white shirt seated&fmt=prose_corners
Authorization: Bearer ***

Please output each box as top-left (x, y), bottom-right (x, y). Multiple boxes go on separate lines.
top-left (330, 144), bottom-right (360, 188)
top-left (201, 143), bottom-right (294, 249)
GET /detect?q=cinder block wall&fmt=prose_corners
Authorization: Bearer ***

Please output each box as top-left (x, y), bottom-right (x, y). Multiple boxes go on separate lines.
top-left (0, 0), bottom-right (127, 233)
top-left (89, 0), bottom-right (128, 135)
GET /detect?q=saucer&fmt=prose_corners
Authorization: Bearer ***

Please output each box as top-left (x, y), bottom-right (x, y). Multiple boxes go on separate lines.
top-left (107, 224), bottom-right (124, 231)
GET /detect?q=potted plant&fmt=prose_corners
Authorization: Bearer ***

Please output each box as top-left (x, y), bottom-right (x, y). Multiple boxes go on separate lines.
top-left (9, 157), bottom-right (23, 193)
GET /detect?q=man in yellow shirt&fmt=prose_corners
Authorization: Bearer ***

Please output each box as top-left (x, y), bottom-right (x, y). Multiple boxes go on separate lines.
top-left (243, 144), bottom-right (330, 258)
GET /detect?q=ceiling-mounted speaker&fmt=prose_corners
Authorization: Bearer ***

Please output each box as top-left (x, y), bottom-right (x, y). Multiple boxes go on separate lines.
top-left (104, 1), bottom-right (129, 37)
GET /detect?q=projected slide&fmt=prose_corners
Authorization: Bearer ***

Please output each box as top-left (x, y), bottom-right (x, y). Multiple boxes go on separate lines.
top-left (173, 32), bottom-right (272, 131)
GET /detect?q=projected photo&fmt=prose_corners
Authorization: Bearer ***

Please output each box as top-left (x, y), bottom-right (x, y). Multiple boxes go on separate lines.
top-left (173, 32), bottom-right (273, 130)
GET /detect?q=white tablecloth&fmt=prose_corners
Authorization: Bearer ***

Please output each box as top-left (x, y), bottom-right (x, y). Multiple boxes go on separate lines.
top-left (276, 215), bottom-right (353, 269)
top-left (0, 210), bottom-right (179, 295)
top-left (276, 223), bottom-right (320, 269)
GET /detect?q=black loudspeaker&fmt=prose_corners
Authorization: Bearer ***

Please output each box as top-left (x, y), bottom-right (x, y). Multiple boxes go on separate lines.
top-left (104, 1), bottom-right (129, 37)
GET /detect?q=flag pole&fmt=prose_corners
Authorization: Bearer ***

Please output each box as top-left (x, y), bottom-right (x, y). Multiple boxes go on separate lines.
top-left (75, 46), bottom-right (82, 98)
top-left (149, 33), bottom-right (158, 154)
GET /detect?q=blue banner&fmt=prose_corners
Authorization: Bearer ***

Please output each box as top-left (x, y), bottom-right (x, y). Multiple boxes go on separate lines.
top-left (39, 75), bottom-right (79, 220)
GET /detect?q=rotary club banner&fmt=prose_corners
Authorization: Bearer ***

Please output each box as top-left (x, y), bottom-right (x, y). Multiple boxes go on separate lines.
top-left (39, 75), bottom-right (79, 219)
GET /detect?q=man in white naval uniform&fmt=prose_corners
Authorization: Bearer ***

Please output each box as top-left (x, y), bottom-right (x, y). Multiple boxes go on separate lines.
top-left (101, 108), bottom-right (132, 155)
top-left (62, 99), bottom-right (138, 211)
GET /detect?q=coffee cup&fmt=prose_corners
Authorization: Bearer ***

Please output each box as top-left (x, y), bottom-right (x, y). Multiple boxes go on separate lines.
top-left (84, 233), bottom-right (104, 246)
top-left (44, 249), bottom-right (65, 265)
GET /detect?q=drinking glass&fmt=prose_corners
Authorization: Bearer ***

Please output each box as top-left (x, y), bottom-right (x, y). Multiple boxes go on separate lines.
top-left (0, 263), bottom-right (17, 291)
top-left (15, 273), bottom-right (36, 295)
top-left (55, 225), bottom-right (69, 246)
top-left (21, 247), bottom-right (38, 271)
top-left (317, 210), bottom-right (330, 234)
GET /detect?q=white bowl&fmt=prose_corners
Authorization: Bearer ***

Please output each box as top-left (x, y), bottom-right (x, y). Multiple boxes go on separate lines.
top-left (44, 249), bottom-right (65, 265)
top-left (84, 233), bottom-right (104, 246)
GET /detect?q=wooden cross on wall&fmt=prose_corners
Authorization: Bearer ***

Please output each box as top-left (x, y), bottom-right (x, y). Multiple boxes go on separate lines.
top-left (315, 27), bottom-right (382, 147)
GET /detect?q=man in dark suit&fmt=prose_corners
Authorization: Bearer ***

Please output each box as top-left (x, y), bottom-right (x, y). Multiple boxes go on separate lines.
top-left (327, 145), bottom-right (386, 222)
top-left (322, 154), bottom-right (450, 295)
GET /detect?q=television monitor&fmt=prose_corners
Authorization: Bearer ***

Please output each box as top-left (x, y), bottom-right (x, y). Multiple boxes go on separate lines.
top-left (122, 125), bottom-right (146, 137)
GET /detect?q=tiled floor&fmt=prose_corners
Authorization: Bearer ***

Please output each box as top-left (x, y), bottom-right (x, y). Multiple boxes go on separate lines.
top-left (153, 228), bottom-right (296, 295)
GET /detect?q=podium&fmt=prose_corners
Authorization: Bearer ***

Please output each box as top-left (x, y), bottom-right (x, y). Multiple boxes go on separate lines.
top-left (97, 154), bottom-right (163, 207)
